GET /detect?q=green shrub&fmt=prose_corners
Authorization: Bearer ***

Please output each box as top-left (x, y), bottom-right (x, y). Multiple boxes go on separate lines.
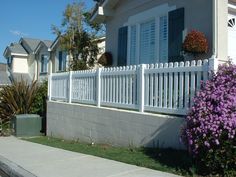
top-left (31, 80), bottom-right (48, 116)
top-left (0, 79), bottom-right (39, 132)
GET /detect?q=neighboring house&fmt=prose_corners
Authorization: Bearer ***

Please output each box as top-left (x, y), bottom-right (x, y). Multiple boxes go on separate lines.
top-left (3, 37), bottom-right (106, 82)
top-left (0, 63), bottom-right (11, 87)
top-left (91, 0), bottom-right (235, 66)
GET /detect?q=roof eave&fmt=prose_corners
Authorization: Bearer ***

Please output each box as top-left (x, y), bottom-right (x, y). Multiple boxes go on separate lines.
top-left (49, 36), bottom-right (60, 52)
top-left (3, 47), bottom-right (10, 58)
top-left (90, 0), bottom-right (118, 23)
top-left (11, 53), bottom-right (29, 57)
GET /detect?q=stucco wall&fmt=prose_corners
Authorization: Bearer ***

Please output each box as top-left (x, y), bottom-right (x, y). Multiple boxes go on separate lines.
top-left (28, 54), bottom-right (36, 80)
top-left (47, 101), bottom-right (185, 149)
top-left (105, 0), bottom-right (213, 66)
top-left (12, 56), bottom-right (28, 73)
top-left (217, 0), bottom-right (228, 62)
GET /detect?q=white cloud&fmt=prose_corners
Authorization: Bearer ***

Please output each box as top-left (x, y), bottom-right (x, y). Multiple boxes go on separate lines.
top-left (10, 30), bottom-right (28, 37)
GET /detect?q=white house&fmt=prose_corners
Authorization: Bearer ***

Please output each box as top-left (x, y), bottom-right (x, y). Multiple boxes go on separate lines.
top-left (91, 0), bottom-right (236, 65)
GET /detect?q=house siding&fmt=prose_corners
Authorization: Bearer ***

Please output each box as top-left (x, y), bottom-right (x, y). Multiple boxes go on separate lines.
top-left (28, 54), bottom-right (36, 80)
top-left (106, 0), bottom-right (215, 66)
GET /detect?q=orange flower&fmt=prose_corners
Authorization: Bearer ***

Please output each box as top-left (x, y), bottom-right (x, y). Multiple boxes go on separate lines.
top-left (183, 30), bottom-right (208, 54)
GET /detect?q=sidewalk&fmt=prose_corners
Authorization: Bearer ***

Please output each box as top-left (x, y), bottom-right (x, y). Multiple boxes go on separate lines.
top-left (0, 137), bottom-right (181, 177)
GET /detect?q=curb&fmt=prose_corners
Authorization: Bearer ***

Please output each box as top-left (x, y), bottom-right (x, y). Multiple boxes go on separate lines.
top-left (0, 155), bottom-right (37, 177)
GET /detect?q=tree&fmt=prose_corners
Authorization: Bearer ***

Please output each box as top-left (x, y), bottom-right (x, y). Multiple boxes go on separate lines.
top-left (52, 1), bottom-right (105, 70)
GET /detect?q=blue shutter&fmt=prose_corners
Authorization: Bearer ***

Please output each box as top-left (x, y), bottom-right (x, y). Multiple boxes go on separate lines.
top-left (168, 8), bottom-right (185, 62)
top-left (118, 26), bottom-right (128, 66)
top-left (59, 51), bottom-right (62, 71)
top-left (130, 25), bottom-right (137, 65)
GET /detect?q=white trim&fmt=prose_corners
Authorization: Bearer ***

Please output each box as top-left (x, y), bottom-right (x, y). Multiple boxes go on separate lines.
top-left (127, 4), bottom-right (175, 26)
top-left (11, 53), bottom-right (28, 57)
top-left (228, 3), bottom-right (236, 10)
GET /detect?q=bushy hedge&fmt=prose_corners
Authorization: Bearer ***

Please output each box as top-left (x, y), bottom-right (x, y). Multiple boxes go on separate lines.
top-left (182, 64), bottom-right (236, 176)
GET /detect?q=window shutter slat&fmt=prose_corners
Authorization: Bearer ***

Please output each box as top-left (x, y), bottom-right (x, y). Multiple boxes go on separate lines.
top-left (130, 25), bottom-right (136, 65)
top-left (159, 16), bottom-right (168, 63)
top-left (118, 26), bottom-right (128, 66)
top-left (140, 20), bottom-right (155, 64)
top-left (168, 8), bottom-right (185, 62)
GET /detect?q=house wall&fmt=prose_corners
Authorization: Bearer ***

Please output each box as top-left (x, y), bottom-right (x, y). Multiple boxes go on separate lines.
top-left (28, 54), bottom-right (36, 80)
top-left (47, 101), bottom-right (185, 149)
top-left (217, 0), bottom-right (228, 63)
top-left (12, 56), bottom-right (28, 73)
top-left (105, 0), bottom-right (214, 66)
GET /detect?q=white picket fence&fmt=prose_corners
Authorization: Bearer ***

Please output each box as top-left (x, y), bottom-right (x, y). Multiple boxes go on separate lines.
top-left (48, 59), bottom-right (212, 115)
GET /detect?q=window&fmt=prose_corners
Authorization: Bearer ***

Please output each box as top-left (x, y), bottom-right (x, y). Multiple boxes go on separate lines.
top-left (228, 18), bottom-right (235, 28)
top-left (140, 20), bottom-right (155, 64)
top-left (41, 55), bottom-right (48, 73)
top-left (58, 51), bottom-right (67, 71)
top-left (159, 16), bottom-right (168, 63)
top-left (128, 16), bottom-right (168, 65)
top-left (130, 25), bottom-right (137, 65)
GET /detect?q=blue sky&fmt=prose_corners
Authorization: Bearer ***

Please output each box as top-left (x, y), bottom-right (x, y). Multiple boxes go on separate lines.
top-left (0, 0), bottom-right (95, 63)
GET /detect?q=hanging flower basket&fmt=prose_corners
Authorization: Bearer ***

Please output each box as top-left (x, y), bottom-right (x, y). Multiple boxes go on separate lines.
top-left (183, 30), bottom-right (208, 56)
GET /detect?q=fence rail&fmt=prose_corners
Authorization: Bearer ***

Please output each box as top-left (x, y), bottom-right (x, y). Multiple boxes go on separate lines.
top-left (49, 59), bottom-right (212, 115)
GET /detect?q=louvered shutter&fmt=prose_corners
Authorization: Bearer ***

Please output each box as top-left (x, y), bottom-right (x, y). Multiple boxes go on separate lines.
top-left (140, 20), bottom-right (155, 64)
top-left (168, 8), bottom-right (185, 62)
top-left (159, 16), bottom-right (168, 63)
top-left (118, 26), bottom-right (128, 66)
top-left (130, 25), bottom-right (136, 65)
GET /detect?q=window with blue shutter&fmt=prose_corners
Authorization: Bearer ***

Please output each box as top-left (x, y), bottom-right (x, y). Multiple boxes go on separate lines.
top-left (168, 8), bottom-right (185, 62)
top-left (118, 26), bottom-right (128, 66)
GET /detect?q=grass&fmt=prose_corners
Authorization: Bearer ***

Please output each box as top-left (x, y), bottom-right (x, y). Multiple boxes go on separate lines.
top-left (23, 136), bottom-right (196, 176)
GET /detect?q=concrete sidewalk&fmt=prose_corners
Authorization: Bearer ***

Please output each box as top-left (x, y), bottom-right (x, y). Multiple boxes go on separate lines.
top-left (0, 137), bottom-right (181, 177)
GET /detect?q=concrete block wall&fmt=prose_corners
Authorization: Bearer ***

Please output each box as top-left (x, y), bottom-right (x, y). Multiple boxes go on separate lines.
top-left (47, 101), bottom-right (185, 149)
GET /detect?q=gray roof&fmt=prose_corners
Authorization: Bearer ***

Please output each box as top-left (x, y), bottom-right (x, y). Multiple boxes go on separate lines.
top-left (22, 38), bottom-right (41, 52)
top-left (8, 43), bottom-right (28, 55)
top-left (43, 40), bottom-right (53, 48)
top-left (0, 71), bottom-right (11, 86)
top-left (12, 73), bottom-right (32, 83)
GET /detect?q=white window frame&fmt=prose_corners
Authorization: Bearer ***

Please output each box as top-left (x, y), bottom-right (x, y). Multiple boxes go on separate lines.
top-left (126, 3), bottom-right (176, 65)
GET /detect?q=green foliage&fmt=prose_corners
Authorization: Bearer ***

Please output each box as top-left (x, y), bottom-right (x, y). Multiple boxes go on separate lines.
top-left (0, 79), bottom-right (39, 129)
top-left (31, 81), bottom-right (48, 116)
top-left (52, 1), bottom-right (104, 71)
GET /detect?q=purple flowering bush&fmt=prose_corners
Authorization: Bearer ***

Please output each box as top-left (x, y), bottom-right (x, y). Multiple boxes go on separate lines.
top-left (182, 64), bottom-right (236, 175)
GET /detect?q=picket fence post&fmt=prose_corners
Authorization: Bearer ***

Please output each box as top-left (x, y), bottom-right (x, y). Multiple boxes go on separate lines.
top-left (138, 64), bottom-right (146, 112)
top-left (68, 71), bottom-right (73, 103)
top-left (96, 68), bottom-right (102, 107)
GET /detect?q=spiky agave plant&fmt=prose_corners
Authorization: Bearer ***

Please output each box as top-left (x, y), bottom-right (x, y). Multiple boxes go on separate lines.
top-left (0, 79), bottom-right (39, 131)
